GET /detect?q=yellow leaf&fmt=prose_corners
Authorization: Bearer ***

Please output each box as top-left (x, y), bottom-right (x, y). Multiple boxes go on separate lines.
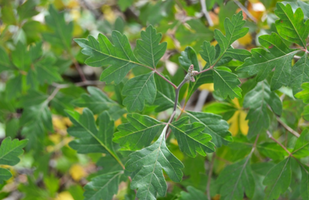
top-left (69, 164), bottom-right (86, 181)
top-left (49, 134), bottom-right (61, 144)
top-left (238, 33), bottom-right (252, 46)
top-left (227, 98), bottom-right (249, 136)
top-left (54, 191), bottom-right (74, 200)
top-left (53, 117), bottom-right (67, 131)
top-left (199, 83), bottom-right (214, 92)
top-left (239, 110), bottom-right (249, 135)
top-left (67, 0), bottom-right (79, 9)
top-left (228, 110), bottom-right (239, 136)
top-left (101, 5), bottom-right (116, 22)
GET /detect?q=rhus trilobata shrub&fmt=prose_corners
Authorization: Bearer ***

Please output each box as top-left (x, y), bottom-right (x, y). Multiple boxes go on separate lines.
top-left (1, 0), bottom-right (309, 199)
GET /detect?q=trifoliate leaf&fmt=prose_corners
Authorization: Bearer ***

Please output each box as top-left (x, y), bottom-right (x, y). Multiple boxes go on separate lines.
top-left (153, 74), bottom-right (176, 112)
top-left (67, 109), bottom-right (117, 155)
top-left (213, 67), bottom-right (242, 99)
top-left (292, 129), bottom-right (309, 158)
top-left (134, 25), bottom-right (167, 68)
top-left (275, 3), bottom-right (309, 48)
top-left (84, 171), bottom-right (124, 200)
top-left (73, 86), bottom-right (126, 120)
top-left (169, 117), bottom-right (215, 157)
top-left (186, 111), bottom-right (232, 147)
top-left (291, 55), bottom-right (309, 95)
top-left (0, 137), bottom-right (28, 184)
top-left (237, 33), bottom-right (297, 90)
top-left (125, 127), bottom-right (184, 200)
top-left (42, 5), bottom-right (73, 50)
top-left (113, 113), bottom-right (165, 150)
top-left (263, 157), bottom-right (292, 200)
top-left (216, 155), bottom-right (255, 200)
top-left (243, 81), bottom-right (282, 138)
top-left (122, 72), bottom-right (156, 112)
top-left (179, 186), bottom-right (207, 200)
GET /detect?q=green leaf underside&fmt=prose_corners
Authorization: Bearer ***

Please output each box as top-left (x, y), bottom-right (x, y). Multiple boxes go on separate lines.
top-left (67, 109), bottom-right (116, 156)
top-left (275, 3), bottom-right (309, 48)
top-left (42, 5), bottom-right (73, 50)
top-left (179, 186), bottom-right (207, 200)
top-left (169, 117), bottom-right (215, 157)
top-left (186, 111), bottom-right (232, 147)
top-left (291, 54), bottom-right (309, 95)
top-left (113, 113), bottom-right (165, 150)
top-left (0, 138), bottom-right (27, 184)
top-left (217, 156), bottom-right (255, 200)
top-left (125, 127), bottom-right (184, 200)
top-left (263, 157), bottom-right (292, 200)
top-left (122, 72), bottom-right (157, 112)
top-left (73, 86), bottom-right (126, 120)
top-left (134, 26), bottom-right (167, 68)
top-left (243, 81), bottom-right (282, 138)
top-left (300, 165), bottom-right (309, 200)
top-left (84, 171), bottom-right (124, 200)
top-left (292, 129), bottom-right (309, 158)
top-left (75, 26), bottom-right (166, 84)
top-left (237, 33), bottom-right (297, 90)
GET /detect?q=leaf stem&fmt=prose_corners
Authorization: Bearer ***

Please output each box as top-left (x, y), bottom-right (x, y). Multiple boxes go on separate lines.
top-left (73, 59), bottom-right (87, 82)
top-left (154, 70), bottom-right (177, 89)
top-left (206, 152), bottom-right (215, 200)
top-left (266, 130), bottom-right (292, 156)
top-left (276, 117), bottom-right (300, 138)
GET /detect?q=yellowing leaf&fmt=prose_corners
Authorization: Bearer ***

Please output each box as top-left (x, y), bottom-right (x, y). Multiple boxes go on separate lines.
top-left (101, 5), bottom-right (116, 22)
top-left (53, 117), bottom-right (67, 131)
top-left (199, 83), bottom-right (214, 92)
top-left (227, 98), bottom-right (249, 136)
top-left (239, 110), bottom-right (249, 135)
top-left (67, 0), bottom-right (79, 9)
top-left (54, 191), bottom-right (74, 200)
top-left (49, 134), bottom-right (61, 144)
top-left (69, 164), bottom-right (87, 181)
top-left (238, 33), bottom-right (252, 46)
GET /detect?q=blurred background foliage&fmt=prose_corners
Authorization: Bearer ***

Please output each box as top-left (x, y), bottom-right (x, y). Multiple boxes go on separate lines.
top-left (0, 0), bottom-right (308, 199)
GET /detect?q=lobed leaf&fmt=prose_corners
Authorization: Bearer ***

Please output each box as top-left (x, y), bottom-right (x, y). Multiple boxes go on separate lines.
top-left (153, 74), bottom-right (176, 112)
top-left (290, 54), bottom-right (309, 95)
top-left (292, 129), bottom-right (309, 158)
top-left (169, 117), bottom-right (215, 157)
top-left (122, 72), bottom-right (157, 112)
top-left (125, 126), bottom-right (184, 200)
top-left (275, 3), bottom-right (309, 48)
top-left (113, 113), bottom-right (165, 150)
top-left (179, 186), bottom-right (207, 200)
top-left (263, 157), bottom-right (292, 200)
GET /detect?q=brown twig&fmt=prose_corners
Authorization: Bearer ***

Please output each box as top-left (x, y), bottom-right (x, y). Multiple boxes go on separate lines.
top-left (266, 131), bottom-right (292, 156)
top-left (73, 59), bottom-right (87, 82)
top-left (276, 117), bottom-right (300, 138)
top-left (200, 0), bottom-right (214, 27)
top-left (206, 153), bottom-right (216, 200)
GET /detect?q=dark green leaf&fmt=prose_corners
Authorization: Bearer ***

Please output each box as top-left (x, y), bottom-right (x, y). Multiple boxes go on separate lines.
top-left (0, 168), bottom-right (12, 184)
top-left (17, 0), bottom-right (38, 19)
top-left (179, 47), bottom-right (200, 72)
top-left (134, 25), bottom-right (167, 68)
top-left (243, 81), bottom-right (282, 138)
top-left (179, 186), bottom-right (207, 200)
top-left (186, 111), bottom-right (232, 147)
top-left (113, 113), bottom-right (164, 150)
top-left (291, 55), bottom-right (309, 95)
top-left (169, 117), bottom-right (215, 157)
top-left (125, 127), bottom-right (184, 200)
top-left (11, 41), bottom-right (31, 70)
top-left (217, 156), bottom-right (255, 200)
top-left (118, 0), bottom-right (134, 11)
top-left (84, 171), bottom-right (124, 200)
top-left (292, 129), bottom-right (309, 158)
top-left (275, 3), bottom-right (309, 47)
top-left (0, 47), bottom-right (13, 72)
top-left (153, 74), bottom-right (176, 112)
top-left (263, 157), bottom-right (292, 200)
top-left (257, 142), bottom-right (288, 160)
top-left (122, 72), bottom-right (156, 112)
top-left (300, 165), bottom-right (309, 200)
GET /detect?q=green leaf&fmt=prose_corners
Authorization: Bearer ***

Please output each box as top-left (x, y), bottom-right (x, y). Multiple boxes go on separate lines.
top-left (292, 129), bottom-right (309, 158)
top-left (0, 137), bottom-right (27, 184)
top-left (186, 111), bottom-right (232, 147)
top-left (237, 33), bottom-right (297, 90)
top-left (153, 74), bottom-right (176, 112)
top-left (263, 157), bottom-right (292, 200)
top-left (118, 0), bottom-right (134, 11)
top-left (275, 3), bottom-right (309, 47)
top-left (0, 47), bottom-right (13, 72)
top-left (122, 72), bottom-right (156, 112)
top-left (292, 56), bottom-right (309, 95)
top-left (179, 47), bottom-right (200, 72)
top-left (216, 155), bottom-right (255, 200)
top-left (243, 81), bottom-right (282, 138)
top-left (35, 57), bottom-right (62, 84)
top-left (17, 0), bottom-right (39, 19)
top-left (73, 86), bottom-right (126, 120)
top-left (42, 5), bottom-right (73, 50)
top-left (5, 74), bottom-right (23, 100)
top-left (214, 11), bottom-right (249, 59)
top-left (300, 165), bottom-right (309, 200)
top-left (134, 25), bottom-right (167, 68)
top-left (296, 83), bottom-right (309, 103)
top-left (169, 117), bottom-right (215, 157)
top-left (84, 171), bottom-right (124, 200)
top-left (213, 67), bottom-right (242, 99)
top-left (203, 102), bottom-right (237, 120)
top-left (113, 113), bottom-right (164, 150)
top-left (75, 32), bottom-right (138, 84)
top-left (19, 90), bottom-right (48, 107)
top-left (200, 41), bottom-right (216, 66)
top-left (67, 109), bottom-right (116, 155)
top-left (125, 127), bottom-right (184, 200)
top-left (179, 186), bottom-right (207, 200)
top-left (11, 41), bottom-right (31, 70)
top-left (257, 142), bottom-right (288, 160)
